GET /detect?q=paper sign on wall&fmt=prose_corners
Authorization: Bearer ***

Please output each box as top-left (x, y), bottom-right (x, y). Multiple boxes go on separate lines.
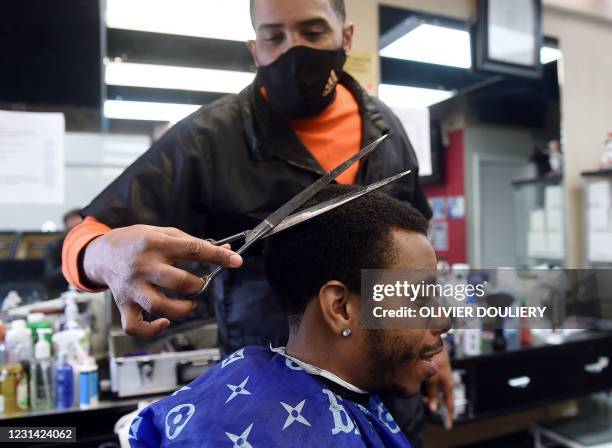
top-left (390, 107), bottom-right (433, 177)
top-left (344, 52), bottom-right (377, 95)
top-left (430, 221), bottom-right (449, 251)
top-left (0, 110), bottom-right (65, 204)
top-left (448, 196), bottom-right (465, 220)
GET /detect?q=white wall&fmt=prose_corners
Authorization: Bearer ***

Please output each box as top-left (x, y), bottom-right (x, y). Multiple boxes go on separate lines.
top-left (543, 7), bottom-right (612, 267)
top-left (0, 133), bottom-right (150, 230)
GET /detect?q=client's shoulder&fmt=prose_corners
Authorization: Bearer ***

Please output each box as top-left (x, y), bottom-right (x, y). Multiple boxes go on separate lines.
top-left (128, 346), bottom-right (334, 446)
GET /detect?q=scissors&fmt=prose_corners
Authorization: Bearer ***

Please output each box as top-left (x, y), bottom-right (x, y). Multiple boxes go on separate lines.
top-left (194, 133), bottom-right (402, 296)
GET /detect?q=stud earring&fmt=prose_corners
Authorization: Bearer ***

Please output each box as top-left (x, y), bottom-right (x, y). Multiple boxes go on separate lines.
top-left (341, 328), bottom-right (351, 337)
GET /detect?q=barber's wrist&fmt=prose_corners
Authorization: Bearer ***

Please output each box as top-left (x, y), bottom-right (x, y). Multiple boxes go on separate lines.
top-left (81, 235), bottom-right (107, 289)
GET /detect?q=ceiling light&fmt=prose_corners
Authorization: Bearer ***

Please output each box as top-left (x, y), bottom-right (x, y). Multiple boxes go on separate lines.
top-left (106, 0), bottom-right (255, 41)
top-left (105, 62), bottom-right (255, 94)
top-left (381, 22), bottom-right (562, 68)
top-left (104, 100), bottom-right (201, 122)
top-left (380, 23), bottom-right (472, 69)
top-left (378, 84), bottom-right (455, 109)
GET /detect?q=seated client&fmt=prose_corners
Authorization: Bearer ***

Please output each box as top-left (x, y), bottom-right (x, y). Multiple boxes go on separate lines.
top-left (129, 185), bottom-right (448, 447)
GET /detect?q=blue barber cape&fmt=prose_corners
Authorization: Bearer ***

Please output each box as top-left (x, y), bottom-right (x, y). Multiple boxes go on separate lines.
top-left (129, 346), bottom-right (412, 447)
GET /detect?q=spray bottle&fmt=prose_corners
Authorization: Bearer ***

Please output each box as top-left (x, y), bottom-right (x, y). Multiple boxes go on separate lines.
top-left (53, 329), bottom-right (86, 408)
top-left (60, 288), bottom-right (91, 354)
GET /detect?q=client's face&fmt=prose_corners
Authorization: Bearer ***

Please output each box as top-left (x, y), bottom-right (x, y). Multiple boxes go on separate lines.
top-left (357, 230), bottom-right (448, 396)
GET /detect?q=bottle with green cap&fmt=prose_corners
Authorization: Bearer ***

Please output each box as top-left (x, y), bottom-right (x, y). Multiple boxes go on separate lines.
top-left (30, 329), bottom-right (53, 410)
top-left (26, 313), bottom-right (52, 347)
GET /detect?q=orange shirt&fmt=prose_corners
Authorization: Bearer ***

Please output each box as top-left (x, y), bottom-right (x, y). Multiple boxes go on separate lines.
top-left (63, 85), bottom-right (363, 290)
top-left (292, 84), bottom-right (362, 185)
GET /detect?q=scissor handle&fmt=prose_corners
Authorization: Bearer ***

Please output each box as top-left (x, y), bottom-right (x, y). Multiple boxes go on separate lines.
top-left (194, 238), bottom-right (254, 296)
top-left (194, 266), bottom-right (222, 297)
top-left (192, 234), bottom-right (247, 297)
top-left (207, 231), bottom-right (250, 247)
top-left (194, 222), bottom-right (273, 296)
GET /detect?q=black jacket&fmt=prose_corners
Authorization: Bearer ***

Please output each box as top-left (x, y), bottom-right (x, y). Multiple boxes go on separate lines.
top-left (83, 73), bottom-right (432, 353)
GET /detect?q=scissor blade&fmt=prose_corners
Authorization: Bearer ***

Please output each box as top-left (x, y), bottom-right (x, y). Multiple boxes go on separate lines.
top-left (265, 170), bottom-right (412, 238)
top-left (244, 133), bottom-right (388, 244)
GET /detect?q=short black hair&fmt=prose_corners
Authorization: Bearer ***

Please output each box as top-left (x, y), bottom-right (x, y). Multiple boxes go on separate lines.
top-left (62, 208), bottom-right (81, 225)
top-left (263, 185), bottom-right (429, 325)
top-left (249, 0), bottom-right (346, 26)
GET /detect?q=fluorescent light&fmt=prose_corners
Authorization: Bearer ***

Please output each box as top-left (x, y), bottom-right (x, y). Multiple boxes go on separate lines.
top-left (106, 0), bottom-right (255, 41)
top-left (540, 46), bottom-right (562, 64)
top-left (378, 84), bottom-right (454, 109)
top-left (104, 100), bottom-right (201, 122)
top-left (105, 62), bottom-right (255, 94)
top-left (381, 23), bottom-right (561, 68)
top-left (380, 24), bottom-right (472, 69)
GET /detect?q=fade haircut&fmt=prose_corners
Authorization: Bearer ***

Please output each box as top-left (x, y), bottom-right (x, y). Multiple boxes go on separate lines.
top-left (249, 0), bottom-right (346, 26)
top-left (263, 185), bottom-right (429, 327)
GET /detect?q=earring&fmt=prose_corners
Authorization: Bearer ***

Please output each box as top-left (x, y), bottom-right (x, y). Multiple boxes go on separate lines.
top-left (341, 328), bottom-right (351, 337)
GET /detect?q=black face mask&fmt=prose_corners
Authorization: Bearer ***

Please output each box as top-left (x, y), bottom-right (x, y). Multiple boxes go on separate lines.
top-left (257, 46), bottom-right (347, 119)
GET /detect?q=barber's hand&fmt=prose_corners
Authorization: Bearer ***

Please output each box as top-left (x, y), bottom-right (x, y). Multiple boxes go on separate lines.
top-left (82, 225), bottom-right (243, 338)
top-left (423, 344), bottom-right (454, 429)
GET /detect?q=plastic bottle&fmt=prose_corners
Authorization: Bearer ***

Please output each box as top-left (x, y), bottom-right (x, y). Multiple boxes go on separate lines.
top-left (65, 295), bottom-right (79, 327)
top-left (30, 329), bottom-right (53, 411)
top-left (0, 321), bottom-right (6, 366)
top-left (79, 356), bottom-right (99, 409)
top-left (0, 368), bottom-right (4, 413)
top-left (16, 363), bottom-right (29, 411)
top-left (504, 313), bottom-right (521, 351)
top-left (452, 265), bottom-right (481, 357)
top-left (0, 364), bottom-right (23, 414)
top-left (437, 257), bottom-right (451, 283)
top-left (0, 323), bottom-right (5, 413)
top-left (55, 351), bottom-right (73, 410)
top-left (452, 370), bottom-right (467, 419)
top-left (26, 313), bottom-right (52, 347)
top-left (89, 359), bottom-right (99, 406)
top-left (60, 289), bottom-right (91, 354)
top-left (520, 313), bottom-right (533, 347)
top-left (5, 320), bottom-right (32, 364)
top-left (53, 330), bottom-right (86, 408)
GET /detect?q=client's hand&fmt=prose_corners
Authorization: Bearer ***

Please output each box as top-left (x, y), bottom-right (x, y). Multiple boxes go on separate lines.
top-left (423, 344), bottom-right (454, 429)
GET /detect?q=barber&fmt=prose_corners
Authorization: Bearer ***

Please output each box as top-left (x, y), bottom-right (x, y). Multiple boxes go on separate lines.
top-left (62, 0), bottom-right (452, 445)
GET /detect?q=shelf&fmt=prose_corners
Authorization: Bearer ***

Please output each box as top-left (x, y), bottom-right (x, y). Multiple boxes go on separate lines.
top-left (0, 393), bottom-right (165, 421)
top-left (582, 168), bottom-right (612, 178)
top-left (512, 173), bottom-right (563, 187)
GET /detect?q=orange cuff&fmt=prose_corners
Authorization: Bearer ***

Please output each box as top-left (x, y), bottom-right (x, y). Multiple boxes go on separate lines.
top-left (62, 216), bottom-right (111, 292)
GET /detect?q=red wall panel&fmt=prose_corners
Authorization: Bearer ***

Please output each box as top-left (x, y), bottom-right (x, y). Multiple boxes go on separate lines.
top-left (423, 129), bottom-right (467, 265)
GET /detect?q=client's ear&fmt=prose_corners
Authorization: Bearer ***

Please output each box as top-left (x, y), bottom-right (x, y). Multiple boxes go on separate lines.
top-left (318, 281), bottom-right (358, 336)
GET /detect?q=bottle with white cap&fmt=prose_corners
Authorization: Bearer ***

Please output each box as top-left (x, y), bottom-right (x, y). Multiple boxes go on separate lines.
top-left (79, 356), bottom-right (99, 409)
top-left (60, 288), bottom-right (91, 355)
top-left (30, 329), bottom-right (53, 410)
top-left (5, 320), bottom-right (32, 364)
